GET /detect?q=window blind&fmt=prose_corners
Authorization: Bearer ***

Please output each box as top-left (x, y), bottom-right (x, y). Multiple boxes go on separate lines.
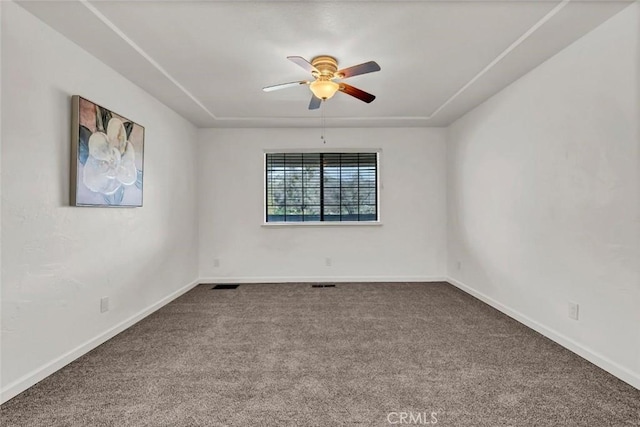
top-left (265, 152), bottom-right (378, 222)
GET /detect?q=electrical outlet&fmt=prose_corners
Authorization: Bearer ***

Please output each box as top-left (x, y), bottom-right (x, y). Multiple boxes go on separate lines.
top-left (568, 302), bottom-right (579, 320)
top-left (325, 257), bottom-right (332, 267)
top-left (100, 297), bottom-right (109, 313)
top-left (213, 259), bottom-right (220, 267)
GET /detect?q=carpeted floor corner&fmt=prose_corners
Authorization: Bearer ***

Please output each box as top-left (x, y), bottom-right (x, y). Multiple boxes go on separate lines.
top-left (1, 282), bottom-right (639, 426)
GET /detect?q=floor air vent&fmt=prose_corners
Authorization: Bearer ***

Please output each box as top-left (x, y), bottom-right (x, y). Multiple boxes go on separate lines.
top-left (211, 284), bottom-right (239, 290)
top-left (311, 284), bottom-right (336, 288)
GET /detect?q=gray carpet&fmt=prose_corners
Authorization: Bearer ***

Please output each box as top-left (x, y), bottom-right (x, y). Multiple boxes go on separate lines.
top-left (1, 282), bottom-right (639, 426)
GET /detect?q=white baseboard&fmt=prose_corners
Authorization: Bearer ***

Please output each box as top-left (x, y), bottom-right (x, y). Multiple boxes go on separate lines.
top-left (199, 275), bottom-right (447, 284)
top-left (1, 279), bottom-right (200, 404)
top-left (446, 276), bottom-right (640, 390)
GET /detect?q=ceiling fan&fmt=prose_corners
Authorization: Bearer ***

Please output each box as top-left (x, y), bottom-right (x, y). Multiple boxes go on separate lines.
top-left (263, 55), bottom-right (381, 110)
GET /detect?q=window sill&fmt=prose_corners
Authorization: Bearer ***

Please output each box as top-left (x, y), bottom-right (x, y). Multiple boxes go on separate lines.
top-left (261, 221), bottom-right (383, 228)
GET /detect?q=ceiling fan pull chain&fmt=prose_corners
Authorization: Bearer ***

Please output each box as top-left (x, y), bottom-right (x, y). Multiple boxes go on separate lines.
top-left (321, 102), bottom-right (327, 144)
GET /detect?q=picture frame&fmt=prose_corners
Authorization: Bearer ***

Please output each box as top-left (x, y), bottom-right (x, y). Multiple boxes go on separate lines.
top-left (70, 95), bottom-right (145, 207)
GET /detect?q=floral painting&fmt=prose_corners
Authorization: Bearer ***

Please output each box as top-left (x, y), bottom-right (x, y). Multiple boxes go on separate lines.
top-left (71, 96), bottom-right (144, 207)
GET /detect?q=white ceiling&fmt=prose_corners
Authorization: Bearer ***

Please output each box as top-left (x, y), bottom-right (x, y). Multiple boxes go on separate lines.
top-left (17, 0), bottom-right (633, 128)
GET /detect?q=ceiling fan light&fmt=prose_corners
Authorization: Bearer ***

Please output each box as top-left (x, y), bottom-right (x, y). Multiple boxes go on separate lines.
top-left (310, 80), bottom-right (339, 100)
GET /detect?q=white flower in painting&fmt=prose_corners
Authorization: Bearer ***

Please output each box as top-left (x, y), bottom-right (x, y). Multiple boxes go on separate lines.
top-left (83, 117), bottom-right (137, 195)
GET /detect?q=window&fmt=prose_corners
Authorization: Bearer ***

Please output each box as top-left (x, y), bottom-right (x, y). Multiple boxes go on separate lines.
top-left (265, 152), bottom-right (378, 223)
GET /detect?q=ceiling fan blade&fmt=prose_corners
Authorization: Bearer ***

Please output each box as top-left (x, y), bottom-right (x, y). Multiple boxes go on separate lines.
top-left (337, 61), bottom-right (381, 79)
top-left (287, 56), bottom-right (319, 74)
top-left (339, 83), bottom-right (376, 103)
top-left (263, 81), bottom-right (308, 92)
top-left (309, 95), bottom-right (322, 110)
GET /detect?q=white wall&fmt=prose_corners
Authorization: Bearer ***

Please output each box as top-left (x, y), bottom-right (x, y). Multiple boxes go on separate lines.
top-left (199, 128), bottom-right (447, 282)
top-left (447, 3), bottom-right (640, 388)
top-left (1, 1), bottom-right (200, 402)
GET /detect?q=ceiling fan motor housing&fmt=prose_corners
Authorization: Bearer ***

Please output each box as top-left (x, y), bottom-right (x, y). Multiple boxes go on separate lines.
top-left (311, 56), bottom-right (339, 79)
